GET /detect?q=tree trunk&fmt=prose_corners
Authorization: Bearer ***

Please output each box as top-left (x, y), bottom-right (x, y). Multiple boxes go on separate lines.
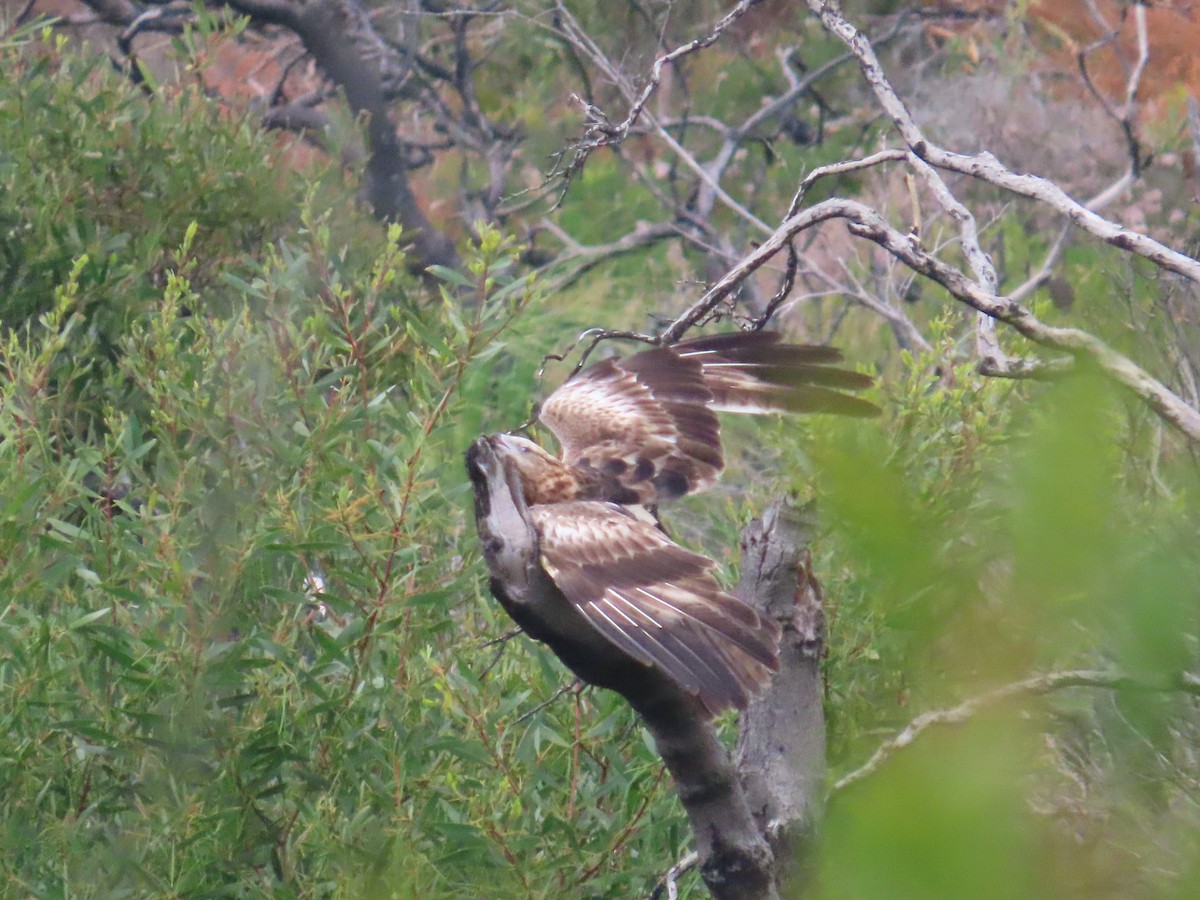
top-left (736, 501), bottom-right (826, 892)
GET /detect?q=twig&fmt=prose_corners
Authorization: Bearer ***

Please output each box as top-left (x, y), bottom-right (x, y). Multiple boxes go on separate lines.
top-left (553, 1), bottom-right (773, 235)
top-left (514, 680), bottom-right (581, 724)
top-left (557, 0), bottom-right (764, 162)
top-left (831, 669), bottom-right (1200, 796)
top-left (788, 150), bottom-right (908, 218)
top-left (1078, 0), bottom-right (1149, 176)
top-left (749, 240), bottom-right (799, 331)
top-left (650, 850), bottom-right (700, 900)
top-left (906, 153), bottom-right (1003, 366)
top-left (477, 628), bottom-right (522, 679)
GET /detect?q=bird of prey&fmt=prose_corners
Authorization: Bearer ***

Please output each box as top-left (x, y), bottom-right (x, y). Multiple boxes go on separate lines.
top-left (467, 331), bottom-right (877, 715)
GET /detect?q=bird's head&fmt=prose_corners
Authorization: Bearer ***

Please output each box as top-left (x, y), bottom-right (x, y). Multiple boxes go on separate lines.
top-left (485, 433), bottom-right (577, 505)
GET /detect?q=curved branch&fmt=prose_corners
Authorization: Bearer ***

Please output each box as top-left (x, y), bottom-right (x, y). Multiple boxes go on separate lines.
top-left (660, 197), bottom-right (1200, 442)
top-left (466, 438), bottom-right (777, 900)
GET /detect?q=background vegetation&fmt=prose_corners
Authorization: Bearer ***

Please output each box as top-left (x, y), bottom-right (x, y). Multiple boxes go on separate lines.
top-left (2, 2), bottom-right (1199, 897)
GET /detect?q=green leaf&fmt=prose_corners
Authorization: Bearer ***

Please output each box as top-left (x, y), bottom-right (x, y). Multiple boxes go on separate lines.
top-left (67, 607), bottom-right (111, 630)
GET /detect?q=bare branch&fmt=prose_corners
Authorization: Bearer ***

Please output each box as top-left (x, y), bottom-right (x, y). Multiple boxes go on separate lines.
top-left (552, 2), bottom-right (773, 235)
top-left (842, 203), bottom-right (1200, 441)
top-left (660, 197), bottom-right (1200, 441)
top-left (737, 502), bottom-right (825, 889)
top-left (653, 850), bottom-right (699, 900)
top-left (1007, 151), bottom-right (1140, 309)
top-left (906, 153), bottom-right (1003, 366)
top-left (788, 149), bottom-right (909, 218)
top-left (1077, 0), bottom-right (1149, 176)
top-left (558, 0), bottom-right (764, 161)
top-left (804, 0), bottom-right (1200, 288)
top-left (825, 252), bottom-right (932, 352)
top-left (534, 219), bottom-right (679, 293)
top-left (1007, 221), bottom-right (1075, 306)
top-left (748, 241), bottom-right (799, 332)
top-left (230, 0), bottom-right (461, 273)
top-left (831, 669), bottom-right (1200, 796)
top-left (976, 354), bottom-right (1075, 380)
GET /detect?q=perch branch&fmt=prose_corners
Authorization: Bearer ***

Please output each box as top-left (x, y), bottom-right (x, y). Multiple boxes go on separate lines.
top-left (466, 438), bottom-right (777, 900)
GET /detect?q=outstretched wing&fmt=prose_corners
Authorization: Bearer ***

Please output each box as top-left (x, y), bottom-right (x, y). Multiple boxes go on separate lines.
top-left (538, 344), bottom-right (722, 503)
top-left (673, 331), bottom-right (879, 417)
top-left (531, 501), bottom-right (779, 714)
top-left (537, 331), bottom-right (878, 504)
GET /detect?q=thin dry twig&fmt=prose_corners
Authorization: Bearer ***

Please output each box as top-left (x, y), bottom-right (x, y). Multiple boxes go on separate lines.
top-left (651, 850), bottom-right (700, 900)
top-left (552, 1), bottom-right (773, 234)
top-left (514, 680), bottom-right (581, 724)
top-left (831, 669), bottom-right (1200, 796)
top-left (554, 0), bottom-right (764, 172)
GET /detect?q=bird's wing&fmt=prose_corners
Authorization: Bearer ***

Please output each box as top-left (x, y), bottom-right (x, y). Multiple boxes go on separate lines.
top-left (671, 331), bottom-right (880, 418)
top-left (531, 501), bottom-right (779, 713)
top-left (537, 332), bottom-right (878, 504)
top-left (537, 346), bottom-right (725, 503)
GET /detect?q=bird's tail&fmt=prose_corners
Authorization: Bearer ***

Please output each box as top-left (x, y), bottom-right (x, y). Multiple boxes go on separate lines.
top-left (673, 331), bottom-right (880, 418)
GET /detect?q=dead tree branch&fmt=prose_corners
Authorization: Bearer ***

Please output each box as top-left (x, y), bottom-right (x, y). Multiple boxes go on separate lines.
top-left (226, 0), bottom-right (461, 273)
top-left (554, 0), bottom-right (765, 182)
top-left (804, 0), bottom-right (1200, 288)
top-left (657, 196), bottom-right (1200, 442)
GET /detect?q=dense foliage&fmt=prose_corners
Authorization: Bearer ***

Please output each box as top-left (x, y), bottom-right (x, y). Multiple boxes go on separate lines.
top-left (2, 10), bottom-right (1199, 900)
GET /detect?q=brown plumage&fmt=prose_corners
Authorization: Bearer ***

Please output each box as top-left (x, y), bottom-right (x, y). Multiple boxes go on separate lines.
top-left (470, 331), bottom-right (877, 714)
top-left (531, 500), bottom-right (779, 712)
top-left (511, 330), bottom-right (878, 507)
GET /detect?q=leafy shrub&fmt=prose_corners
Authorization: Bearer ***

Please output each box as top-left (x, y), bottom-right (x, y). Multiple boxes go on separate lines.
top-left (0, 23), bottom-right (297, 430)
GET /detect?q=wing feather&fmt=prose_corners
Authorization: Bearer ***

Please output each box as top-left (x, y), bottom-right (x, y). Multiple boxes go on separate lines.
top-left (673, 332), bottom-right (880, 418)
top-left (536, 332), bottom-right (877, 504)
top-left (531, 502), bottom-right (779, 712)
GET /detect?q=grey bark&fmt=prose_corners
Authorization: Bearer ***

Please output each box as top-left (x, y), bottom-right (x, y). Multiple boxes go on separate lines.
top-left (736, 501), bottom-right (826, 892)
